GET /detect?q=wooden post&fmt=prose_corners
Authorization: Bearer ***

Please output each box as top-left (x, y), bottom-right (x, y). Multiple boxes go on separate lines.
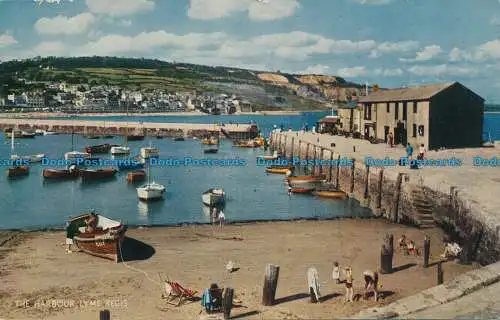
top-left (99, 310), bottom-right (110, 320)
top-left (262, 264), bottom-right (280, 306)
top-left (319, 148), bottom-right (324, 176)
top-left (350, 159), bottom-right (355, 194)
top-left (380, 245), bottom-right (393, 274)
top-left (222, 288), bottom-right (234, 320)
top-left (364, 165), bottom-right (370, 199)
top-left (291, 137), bottom-right (295, 160)
top-left (329, 152), bottom-right (334, 182)
top-left (336, 154), bottom-right (341, 190)
top-left (284, 135), bottom-right (288, 159)
top-left (305, 143), bottom-right (310, 173)
top-left (423, 235), bottom-right (430, 268)
top-left (298, 140), bottom-right (302, 161)
top-left (391, 173), bottom-right (403, 223)
top-left (312, 146), bottom-right (317, 176)
top-left (377, 169), bottom-right (384, 208)
top-left (437, 262), bottom-right (443, 284)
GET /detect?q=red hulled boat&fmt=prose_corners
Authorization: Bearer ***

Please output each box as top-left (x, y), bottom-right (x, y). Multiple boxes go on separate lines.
top-left (85, 144), bottom-right (112, 154)
top-left (7, 166), bottom-right (30, 178)
top-left (79, 168), bottom-right (117, 180)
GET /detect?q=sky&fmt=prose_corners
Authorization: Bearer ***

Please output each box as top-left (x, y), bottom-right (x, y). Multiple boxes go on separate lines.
top-left (1, 0), bottom-right (500, 102)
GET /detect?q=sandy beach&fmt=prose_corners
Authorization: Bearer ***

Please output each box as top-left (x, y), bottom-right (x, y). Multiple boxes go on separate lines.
top-left (0, 220), bottom-right (476, 320)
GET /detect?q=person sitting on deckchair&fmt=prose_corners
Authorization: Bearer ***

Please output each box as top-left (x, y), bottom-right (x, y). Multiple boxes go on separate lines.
top-left (407, 240), bottom-right (419, 256)
top-left (398, 234), bottom-right (408, 252)
top-left (363, 270), bottom-right (379, 301)
top-left (201, 283), bottom-right (222, 313)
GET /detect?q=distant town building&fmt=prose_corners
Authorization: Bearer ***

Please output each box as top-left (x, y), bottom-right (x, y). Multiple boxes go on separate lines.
top-left (357, 82), bottom-right (484, 149)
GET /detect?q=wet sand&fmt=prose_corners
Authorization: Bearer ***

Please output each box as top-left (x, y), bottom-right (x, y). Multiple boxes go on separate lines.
top-left (0, 220), bottom-right (477, 320)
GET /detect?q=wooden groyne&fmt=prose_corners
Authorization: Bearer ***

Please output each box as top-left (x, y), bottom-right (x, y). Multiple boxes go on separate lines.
top-left (0, 119), bottom-right (259, 139)
top-left (270, 131), bottom-right (500, 265)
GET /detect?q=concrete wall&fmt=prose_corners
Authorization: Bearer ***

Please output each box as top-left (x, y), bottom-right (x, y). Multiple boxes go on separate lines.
top-left (270, 132), bottom-right (500, 266)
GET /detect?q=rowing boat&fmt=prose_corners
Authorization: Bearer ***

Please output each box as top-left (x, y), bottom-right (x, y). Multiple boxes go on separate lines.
top-left (291, 187), bottom-right (315, 193)
top-left (315, 190), bottom-right (348, 199)
top-left (265, 166), bottom-right (294, 174)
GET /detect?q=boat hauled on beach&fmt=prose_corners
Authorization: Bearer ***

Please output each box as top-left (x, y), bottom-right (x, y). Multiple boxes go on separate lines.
top-left (66, 212), bottom-right (127, 262)
top-left (314, 190), bottom-right (348, 199)
top-left (265, 166), bottom-right (294, 174)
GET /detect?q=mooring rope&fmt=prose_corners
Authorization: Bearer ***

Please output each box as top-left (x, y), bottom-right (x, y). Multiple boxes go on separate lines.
top-left (118, 241), bottom-right (163, 287)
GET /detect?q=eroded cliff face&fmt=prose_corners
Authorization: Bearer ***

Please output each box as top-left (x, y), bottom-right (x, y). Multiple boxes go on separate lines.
top-left (257, 72), bottom-right (362, 102)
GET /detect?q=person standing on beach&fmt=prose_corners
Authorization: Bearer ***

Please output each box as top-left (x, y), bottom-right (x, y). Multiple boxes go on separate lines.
top-left (332, 262), bottom-right (341, 284)
top-left (363, 270), bottom-right (379, 301)
top-left (406, 143), bottom-right (413, 159)
top-left (343, 267), bottom-right (354, 302)
top-left (418, 144), bottom-right (425, 160)
top-left (212, 207), bottom-right (217, 225)
top-left (218, 210), bottom-right (225, 228)
top-left (388, 132), bottom-right (394, 148)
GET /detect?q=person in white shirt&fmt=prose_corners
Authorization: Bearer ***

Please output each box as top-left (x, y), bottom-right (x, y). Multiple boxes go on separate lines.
top-left (418, 144), bottom-right (426, 160)
top-left (218, 210), bottom-right (225, 228)
top-left (332, 262), bottom-right (341, 284)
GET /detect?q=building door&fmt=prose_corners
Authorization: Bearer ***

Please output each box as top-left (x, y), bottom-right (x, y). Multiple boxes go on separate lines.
top-left (384, 126), bottom-right (389, 142)
top-left (396, 121), bottom-right (406, 145)
top-left (393, 127), bottom-right (399, 145)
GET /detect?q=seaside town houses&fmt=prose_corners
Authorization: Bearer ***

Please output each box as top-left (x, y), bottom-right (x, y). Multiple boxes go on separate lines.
top-left (337, 82), bottom-right (484, 150)
top-left (0, 81), bottom-right (252, 114)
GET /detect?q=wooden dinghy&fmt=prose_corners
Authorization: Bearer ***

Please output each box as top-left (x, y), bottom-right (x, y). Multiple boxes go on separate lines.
top-left (265, 166), bottom-right (294, 174)
top-left (79, 168), bottom-right (117, 180)
top-left (43, 165), bottom-right (79, 180)
top-left (85, 144), bottom-right (112, 154)
top-left (315, 190), bottom-right (348, 199)
top-left (66, 212), bottom-right (127, 262)
top-left (291, 187), bottom-right (315, 194)
top-left (204, 148), bottom-right (218, 154)
top-left (126, 135), bottom-right (145, 141)
top-left (127, 169), bottom-right (146, 183)
top-left (7, 166), bottom-right (29, 178)
top-left (233, 140), bottom-right (259, 148)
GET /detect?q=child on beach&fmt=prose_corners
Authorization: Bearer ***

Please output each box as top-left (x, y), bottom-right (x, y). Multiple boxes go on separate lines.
top-left (332, 262), bottom-right (341, 284)
top-left (343, 267), bottom-right (354, 302)
top-left (363, 270), bottom-right (379, 301)
top-left (218, 210), bottom-right (225, 228)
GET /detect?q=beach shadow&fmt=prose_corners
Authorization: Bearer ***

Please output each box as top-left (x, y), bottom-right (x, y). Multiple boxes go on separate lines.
top-left (428, 259), bottom-right (448, 267)
top-left (392, 263), bottom-right (416, 273)
top-left (231, 310), bottom-right (260, 319)
top-left (319, 293), bottom-right (342, 302)
top-left (274, 293), bottom-right (309, 305)
top-left (356, 290), bottom-right (395, 301)
top-left (119, 237), bottom-right (155, 262)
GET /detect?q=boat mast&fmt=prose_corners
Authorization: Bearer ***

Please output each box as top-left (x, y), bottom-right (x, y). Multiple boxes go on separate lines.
top-left (11, 129), bottom-right (15, 156)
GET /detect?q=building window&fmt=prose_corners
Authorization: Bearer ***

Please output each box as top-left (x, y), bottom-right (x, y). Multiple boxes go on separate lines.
top-left (386, 103), bottom-right (390, 113)
top-left (412, 124), bottom-right (417, 137)
top-left (395, 102), bottom-right (399, 120)
top-left (418, 125), bottom-right (424, 136)
top-left (413, 102), bottom-right (417, 113)
top-left (403, 102), bottom-right (407, 121)
top-left (364, 103), bottom-right (372, 120)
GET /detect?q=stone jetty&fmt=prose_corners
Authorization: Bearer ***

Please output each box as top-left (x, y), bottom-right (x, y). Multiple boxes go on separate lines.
top-left (271, 131), bottom-right (500, 265)
top-left (0, 118), bottom-right (259, 139)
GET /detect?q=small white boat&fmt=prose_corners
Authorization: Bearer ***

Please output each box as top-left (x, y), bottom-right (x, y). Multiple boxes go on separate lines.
top-left (202, 188), bottom-right (225, 206)
top-left (257, 150), bottom-right (279, 161)
top-left (140, 141), bottom-right (159, 158)
top-left (43, 130), bottom-right (58, 135)
top-left (110, 146), bottom-right (131, 155)
top-left (137, 182), bottom-right (166, 201)
top-left (35, 129), bottom-right (44, 135)
top-left (11, 153), bottom-right (46, 163)
top-left (64, 151), bottom-right (91, 160)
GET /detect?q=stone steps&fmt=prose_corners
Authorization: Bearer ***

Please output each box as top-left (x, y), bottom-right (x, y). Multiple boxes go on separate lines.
top-left (411, 187), bottom-right (435, 228)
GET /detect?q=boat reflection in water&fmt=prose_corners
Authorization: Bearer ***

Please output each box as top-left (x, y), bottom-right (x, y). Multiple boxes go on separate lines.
top-left (137, 200), bottom-right (163, 224)
top-left (202, 204), bottom-right (225, 225)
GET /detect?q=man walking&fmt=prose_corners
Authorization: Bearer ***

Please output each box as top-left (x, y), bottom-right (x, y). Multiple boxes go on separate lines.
top-left (406, 143), bottom-right (413, 158)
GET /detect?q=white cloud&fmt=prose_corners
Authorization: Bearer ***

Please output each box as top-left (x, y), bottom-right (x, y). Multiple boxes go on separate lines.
top-left (298, 64), bottom-right (330, 74)
top-left (337, 66), bottom-right (367, 78)
top-left (34, 13), bottom-right (95, 35)
top-left (448, 47), bottom-right (472, 62)
top-left (474, 39), bottom-right (500, 60)
top-left (369, 41), bottom-right (419, 58)
top-left (32, 41), bottom-right (67, 55)
top-left (374, 68), bottom-right (403, 76)
top-left (407, 64), bottom-right (476, 76)
top-left (0, 33), bottom-right (17, 47)
top-left (400, 45), bottom-right (442, 62)
top-left (351, 0), bottom-right (393, 4)
top-left (187, 0), bottom-right (300, 21)
top-left (85, 0), bottom-right (154, 16)
top-left (491, 15), bottom-right (500, 25)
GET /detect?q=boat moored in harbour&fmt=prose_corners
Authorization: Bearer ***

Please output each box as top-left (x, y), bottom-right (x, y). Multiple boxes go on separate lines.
top-left (66, 212), bottom-right (127, 262)
top-left (7, 166), bottom-right (29, 178)
top-left (127, 169), bottom-right (146, 183)
top-left (140, 142), bottom-right (159, 159)
top-left (85, 144), bottom-right (112, 154)
top-left (203, 148), bottom-right (218, 154)
top-left (201, 136), bottom-right (219, 145)
top-left (43, 165), bottom-right (79, 179)
top-left (265, 166), bottom-right (294, 174)
top-left (257, 150), bottom-right (279, 161)
top-left (137, 182), bottom-right (166, 201)
top-left (79, 168), bottom-right (117, 180)
top-left (202, 188), bottom-right (225, 206)
top-left (110, 145), bottom-right (131, 155)
top-left (314, 190), bottom-right (348, 199)
top-left (65, 151), bottom-right (91, 160)
top-left (126, 135), bottom-right (145, 141)
top-left (291, 187), bottom-right (315, 194)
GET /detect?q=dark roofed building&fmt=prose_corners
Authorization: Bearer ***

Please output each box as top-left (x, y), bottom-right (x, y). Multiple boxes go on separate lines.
top-left (357, 82), bottom-right (484, 149)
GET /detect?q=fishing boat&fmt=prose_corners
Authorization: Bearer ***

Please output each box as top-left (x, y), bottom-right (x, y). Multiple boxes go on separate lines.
top-left (287, 174), bottom-right (327, 182)
top-left (291, 187), bottom-right (315, 194)
top-left (174, 136), bottom-right (185, 141)
top-left (85, 144), bottom-right (112, 154)
top-left (202, 188), bottom-right (225, 206)
top-left (43, 130), bottom-right (58, 135)
top-left (35, 129), bottom-right (44, 136)
top-left (5, 130), bottom-right (22, 139)
top-left (201, 136), bottom-right (219, 145)
top-left (140, 141), bottom-right (159, 159)
top-left (233, 140), bottom-right (259, 148)
top-left (204, 148), bottom-right (218, 154)
top-left (257, 150), bottom-right (279, 161)
top-left (43, 165), bottom-right (79, 180)
top-left (103, 135), bottom-right (114, 139)
top-left (21, 131), bottom-right (36, 138)
top-left (136, 159), bottom-right (165, 201)
top-left (314, 190), bottom-right (348, 199)
top-left (265, 166), bottom-right (294, 174)
top-left (6, 131), bottom-right (30, 178)
top-left (126, 135), bottom-right (145, 141)
top-left (11, 153), bottom-right (46, 163)
top-left (127, 169), bottom-right (146, 183)
top-left (79, 168), bottom-right (117, 180)
top-left (66, 212), bottom-right (127, 262)
top-left (156, 135), bottom-right (164, 139)
top-left (85, 135), bottom-right (100, 139)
